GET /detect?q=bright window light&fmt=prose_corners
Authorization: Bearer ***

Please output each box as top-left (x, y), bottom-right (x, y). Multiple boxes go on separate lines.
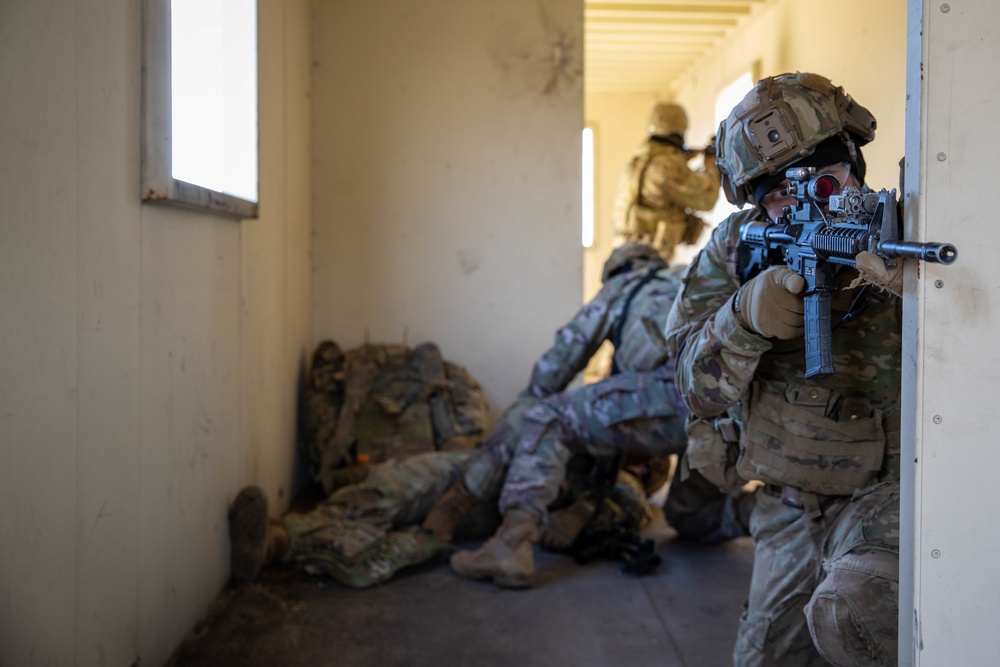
top-left (582, 127), bottom-right (595, 248)
top-left (705, 71), bottom-right (754, 226)
top-left (171, 0), bottom-right (257, 202)
top-left (715, 71), bottom-right (753, 128)
top-left (142, 0), bottom-right (259, 217)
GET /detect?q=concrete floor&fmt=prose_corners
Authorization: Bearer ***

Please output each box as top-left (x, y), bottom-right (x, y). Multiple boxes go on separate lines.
top-left (164, 509), bottom-right (753, 667)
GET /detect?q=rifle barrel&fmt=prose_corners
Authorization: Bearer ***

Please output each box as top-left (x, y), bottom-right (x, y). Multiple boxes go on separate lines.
top-left (877, 241), bottom-right (958, 264)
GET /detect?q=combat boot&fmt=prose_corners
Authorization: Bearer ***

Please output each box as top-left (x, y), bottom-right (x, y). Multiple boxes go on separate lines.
top-left (421, 479), bottom-right (477, 542)
top-left (449, 508), bottom-right (541, 588)
top-left (228, 486), bottom-right (291, 581)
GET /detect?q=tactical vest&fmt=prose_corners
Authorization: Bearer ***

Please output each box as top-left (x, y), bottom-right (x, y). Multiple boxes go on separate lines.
top-left (736, 279), bottom-right (902, 494)
top-left (684, 214), bottom-right (902, 496)
top-left (300, 341), bottom-right (489, 494)
top-left (612, 140), bottom-right (707, 253)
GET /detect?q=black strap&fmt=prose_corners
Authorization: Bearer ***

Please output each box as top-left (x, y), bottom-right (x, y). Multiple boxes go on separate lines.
top-left (610, 267), bottom-right (664, 375)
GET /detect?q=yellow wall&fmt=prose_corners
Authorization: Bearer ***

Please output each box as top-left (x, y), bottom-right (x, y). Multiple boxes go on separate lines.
top-left (0, 1), bottom-right (312, 664)
top-left (310, 0), bottom-right (585, 412)
top-left (583, 92), bottom-right (660, 301)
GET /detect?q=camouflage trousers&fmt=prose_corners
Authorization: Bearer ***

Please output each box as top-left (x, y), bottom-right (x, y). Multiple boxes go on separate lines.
top-left (460, 395), bottom-right (542, 502)
top-left (735, 481), bottom-right (899, 667)
top-left (281, 451), bottom-right (498, 589)
top-left (465, 368), bottom-right (688, 519)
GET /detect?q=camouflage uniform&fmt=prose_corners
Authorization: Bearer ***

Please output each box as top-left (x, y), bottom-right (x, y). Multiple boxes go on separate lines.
top-left (459, 263), bottom-right (750, 541)
top-left (610, 138), bottom-right (721, 260)
top-left (300, 341), bottom-right (489, 494)
top-left (281, 451), bottom-right (480, 589)
top-left (663, 212), bottom-right (901, 666)
top-left (280, 437), bottom-right (656, 589)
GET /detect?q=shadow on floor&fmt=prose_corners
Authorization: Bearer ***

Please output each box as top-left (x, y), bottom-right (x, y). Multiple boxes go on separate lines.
top-left (164, 509), bottom-right (752, 667)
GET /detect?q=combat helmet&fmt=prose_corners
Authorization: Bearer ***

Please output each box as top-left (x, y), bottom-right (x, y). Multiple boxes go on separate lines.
top-left (602, 241), bottom-right (667, 283)
top-left (716, 72), bottom-right (877, 208)
top-left (646, 102), bottom-right (688, 137)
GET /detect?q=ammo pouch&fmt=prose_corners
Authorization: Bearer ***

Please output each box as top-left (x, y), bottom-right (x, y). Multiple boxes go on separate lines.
top-left (682, 416), bottom-right (746, 493)
top-left (614, 316), bottom-right (670, 373)
top-left (737, 381), bottom-right (886, 495)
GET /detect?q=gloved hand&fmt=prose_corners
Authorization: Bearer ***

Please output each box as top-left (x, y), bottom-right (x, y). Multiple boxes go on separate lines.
top-left (702, 134), bottom-right (717, 159)
top-left (852, 251), bottom-right (903, 296)
top-left (734, 266), bottom-right (806, 339)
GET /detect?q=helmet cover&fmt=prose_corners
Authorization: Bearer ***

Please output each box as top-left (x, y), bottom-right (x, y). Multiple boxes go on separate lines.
top-left (716, 72), bottom-right (876, 207)
top-left (647, 102), bottom-right (689, 137)
top-left (602, 241), bottom-right (667, 283)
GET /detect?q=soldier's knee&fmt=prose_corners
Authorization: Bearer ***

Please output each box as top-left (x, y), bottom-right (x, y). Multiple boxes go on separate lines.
top-left (805, 552), bottom-right (898, 667)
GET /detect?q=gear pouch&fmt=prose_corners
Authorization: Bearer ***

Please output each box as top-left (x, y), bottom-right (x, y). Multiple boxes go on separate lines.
top-left (683, 417), bottom-right (746, 493)
top-left (737, 381), bottom-right (885, 495)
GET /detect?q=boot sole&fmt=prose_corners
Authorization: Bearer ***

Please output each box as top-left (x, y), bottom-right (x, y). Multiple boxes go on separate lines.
top-left (228, 487), bottom-right (268, 581)
top-left (451, 553), bottom-right (535, 589)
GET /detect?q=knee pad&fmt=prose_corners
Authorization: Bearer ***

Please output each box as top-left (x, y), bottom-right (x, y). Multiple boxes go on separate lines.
top-left (805, 551), bottom-right (898, 667)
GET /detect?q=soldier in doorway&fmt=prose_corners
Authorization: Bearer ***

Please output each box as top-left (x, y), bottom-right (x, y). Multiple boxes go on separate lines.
top-left (663, 72), bottom-right (903, 666)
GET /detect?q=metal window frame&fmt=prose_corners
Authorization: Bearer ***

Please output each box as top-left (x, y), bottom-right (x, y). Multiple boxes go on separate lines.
top-left (141, 0), bottom-right (259, 219)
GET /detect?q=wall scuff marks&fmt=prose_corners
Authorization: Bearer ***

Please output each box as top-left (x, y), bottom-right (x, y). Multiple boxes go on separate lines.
top-left (489, 0), bottom-right (582, 99)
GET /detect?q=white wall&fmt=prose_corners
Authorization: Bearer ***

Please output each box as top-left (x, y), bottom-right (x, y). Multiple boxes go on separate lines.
top-left (0, 0), bottom-right (312, 664)
top-left (310, 0), bottom-right (584, 413)
top-left (903, 0), bottom-right (1000, 663)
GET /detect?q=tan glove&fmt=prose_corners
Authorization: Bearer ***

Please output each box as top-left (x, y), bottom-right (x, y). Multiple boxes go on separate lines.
top-left (734, 266), bottom-right (806, 339)
top-left (852, 251), bottom-right (903, 296)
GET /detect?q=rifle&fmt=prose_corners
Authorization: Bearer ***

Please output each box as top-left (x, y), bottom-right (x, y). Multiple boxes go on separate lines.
top-left (568, 521), bottom-right (662, 577)
top-left (738, 167), bottom-right (958, 378)
top-left (685, 134), bottom-right (717, 160)
top-left (561, 454), bottom-right (662, 577)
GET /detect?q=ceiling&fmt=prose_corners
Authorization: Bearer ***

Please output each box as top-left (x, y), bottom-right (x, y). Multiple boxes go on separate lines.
top-left (584, 0), bottom-right (771, 95)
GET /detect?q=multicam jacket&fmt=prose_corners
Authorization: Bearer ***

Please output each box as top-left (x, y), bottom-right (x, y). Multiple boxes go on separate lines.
top-left (663, 210), bottom-right (903, 492)
top-left (610, 139), bottom-right (720, 256)
top-left (527, 267), bottom-right (682, 398)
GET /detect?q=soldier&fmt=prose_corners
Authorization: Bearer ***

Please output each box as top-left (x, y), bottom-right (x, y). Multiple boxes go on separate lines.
top-left (610, 102), bottom-right (722, 261)
top-left (228, 340), bottom-right (492, 589)
top-left (663, 72), bottom-right (903, 666)
top-left (227, 416), bottom-right (656, 589)
top-left (421, 242), bottom-right (754, 589)
top-left (229, 341), bottom-right (657, 589)
top-left (228, 450), bottom-right (483, 589)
